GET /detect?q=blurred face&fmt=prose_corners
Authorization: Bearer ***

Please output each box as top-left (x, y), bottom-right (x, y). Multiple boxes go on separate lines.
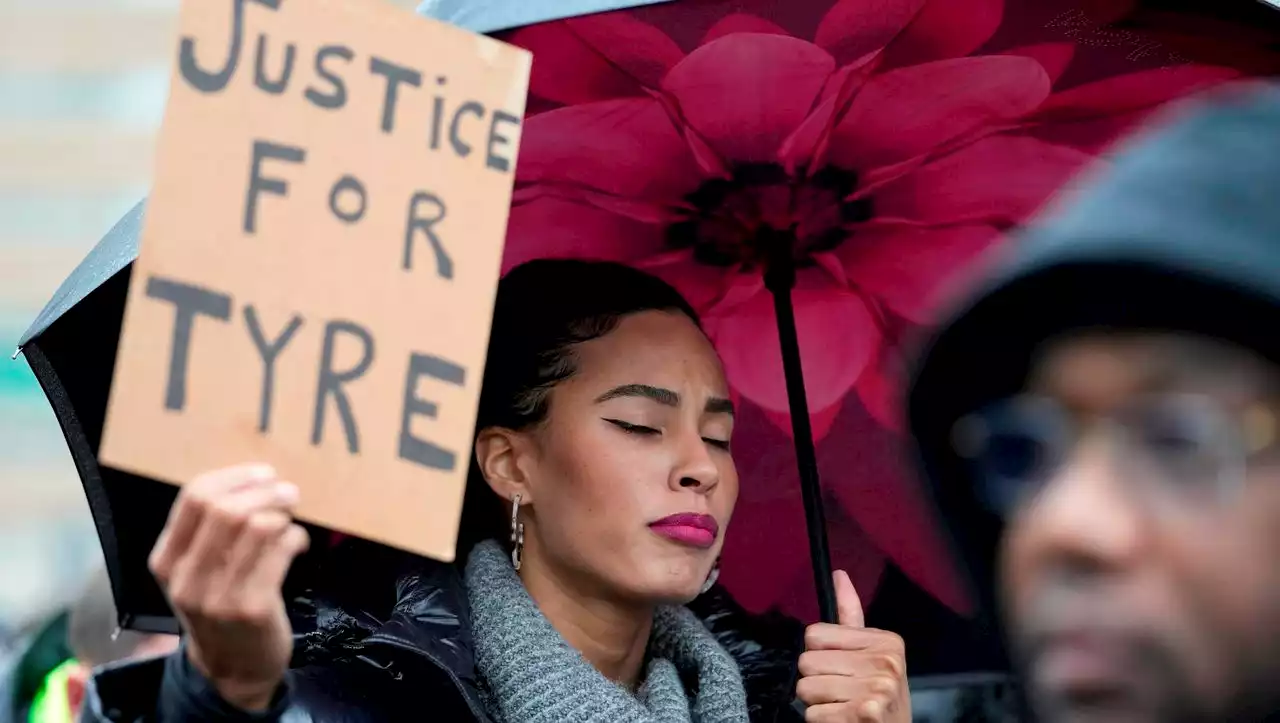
top-left (982, 332), bottom-right (1280, 723)
top-left (489, 310), bottom-right (738, 605)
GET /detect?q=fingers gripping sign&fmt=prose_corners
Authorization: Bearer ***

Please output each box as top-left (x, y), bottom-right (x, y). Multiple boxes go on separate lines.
top-left (149, 464), bottom-right (310, 712)
top-left (796, 571), bottom-right (911, 723)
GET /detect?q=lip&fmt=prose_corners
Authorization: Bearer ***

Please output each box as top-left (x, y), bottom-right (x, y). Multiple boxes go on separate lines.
top-left (1030, 630), bottom-right (1135, 697)
top-left (649, 513), bottom-right (719, 549)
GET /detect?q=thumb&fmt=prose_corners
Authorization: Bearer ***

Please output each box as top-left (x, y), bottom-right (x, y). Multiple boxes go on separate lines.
top-left (834, 570), bottom-right (864, 628)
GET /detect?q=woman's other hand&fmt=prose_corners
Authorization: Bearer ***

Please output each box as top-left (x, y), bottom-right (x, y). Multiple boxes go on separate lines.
top-left (148, 464), bottom-right (309, 711)
top-left (796, 571), bottom-right (911, 722)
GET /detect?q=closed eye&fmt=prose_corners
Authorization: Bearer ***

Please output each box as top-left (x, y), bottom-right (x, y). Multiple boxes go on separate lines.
top-left (704, 438), bottom-right (731, 451)
top-left (605, 419), bottom-right (660, 436)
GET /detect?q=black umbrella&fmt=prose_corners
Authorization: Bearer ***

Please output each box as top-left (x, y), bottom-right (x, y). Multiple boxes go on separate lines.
top-left (15, 201), bottom-right (181, 632)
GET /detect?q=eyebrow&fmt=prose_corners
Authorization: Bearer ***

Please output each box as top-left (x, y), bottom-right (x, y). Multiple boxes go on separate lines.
top-left (595, 384), bottom-right (735, 416)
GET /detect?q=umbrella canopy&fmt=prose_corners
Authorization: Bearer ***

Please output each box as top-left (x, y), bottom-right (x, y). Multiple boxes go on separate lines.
top-left (431, 0), bottom-right (1280, 667)
top-left (17, 0), bottom-right (1280, 677)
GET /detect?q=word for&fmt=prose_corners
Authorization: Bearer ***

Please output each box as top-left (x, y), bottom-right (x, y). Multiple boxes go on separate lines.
top-left (245, 140), bottom-right (453, 278)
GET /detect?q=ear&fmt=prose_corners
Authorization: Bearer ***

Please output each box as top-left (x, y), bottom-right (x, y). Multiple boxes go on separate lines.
top-left (475, 427), bottom-right (536, 505)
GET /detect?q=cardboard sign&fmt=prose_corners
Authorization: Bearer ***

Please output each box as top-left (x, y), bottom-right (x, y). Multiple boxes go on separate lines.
top-left (99, 0), bottom-right (531, 562)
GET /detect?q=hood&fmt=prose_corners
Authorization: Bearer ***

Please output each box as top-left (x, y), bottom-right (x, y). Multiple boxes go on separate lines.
top-left (906, 80), bottom-right (1280, 627)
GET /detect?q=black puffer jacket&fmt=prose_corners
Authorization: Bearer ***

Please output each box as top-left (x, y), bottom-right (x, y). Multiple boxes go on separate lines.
top-left (82, 539), bottom-right (806, 723)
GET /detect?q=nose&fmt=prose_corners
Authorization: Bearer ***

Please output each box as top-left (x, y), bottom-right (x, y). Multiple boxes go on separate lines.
top-left (1006, 432), bottom-right (1146, 587)
top-left (670, 427), bottom-right (720, 494)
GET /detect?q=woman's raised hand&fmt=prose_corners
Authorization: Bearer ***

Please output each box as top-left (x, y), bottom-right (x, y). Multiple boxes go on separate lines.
top-left (796, 571), bottom-right (911, 722)
top-left (148, 464), bottom-right (309, 711)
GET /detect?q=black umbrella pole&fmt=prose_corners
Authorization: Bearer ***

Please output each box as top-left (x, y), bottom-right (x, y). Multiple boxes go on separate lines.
top-left (763, 252), bottom-right (839, 625)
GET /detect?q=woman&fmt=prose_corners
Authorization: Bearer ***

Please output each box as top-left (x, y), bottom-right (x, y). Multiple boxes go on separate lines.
top-left (83, 260), bottom-right (909, 723)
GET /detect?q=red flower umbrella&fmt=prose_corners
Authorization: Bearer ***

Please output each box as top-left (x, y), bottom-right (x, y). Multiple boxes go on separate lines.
top-left (461, 0), bottom-right (1278, 639)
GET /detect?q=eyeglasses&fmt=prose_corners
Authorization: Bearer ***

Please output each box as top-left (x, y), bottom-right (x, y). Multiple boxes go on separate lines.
top-left (951, 392), bottom-right (1280, 517)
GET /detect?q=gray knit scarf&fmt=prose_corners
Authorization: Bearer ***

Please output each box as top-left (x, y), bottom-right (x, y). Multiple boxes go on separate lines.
top-left (463, 541), bottom-right (750, 723)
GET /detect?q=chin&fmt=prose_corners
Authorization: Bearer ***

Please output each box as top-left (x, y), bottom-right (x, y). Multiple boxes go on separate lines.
top-left (1032, 690), bottom-right (1174, 723)
top-left (641, 581), bottom-right (704, 606)
top-left (621, 570), bottom-right (705, 606)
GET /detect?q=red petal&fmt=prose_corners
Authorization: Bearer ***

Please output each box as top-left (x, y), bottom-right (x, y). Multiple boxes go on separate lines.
top-left (662, 34), bottom-right (835, 164)
top-left (709, 270), bottom-right (879, 413)
top-left (700, 13), bottom-right (789, 45)
top-left (854, 352), bottom-right (906, 432)
top-left (841, 225), bottom-right (1002, 323)
top-left (720, 477), bottom-right (817, 616)
top-left (519, 98), bottom-right (704, 202)
top-left (778, 59), bottom-right (880, 172)
top-left (879, 0), bottom-right (1005, 69)
top-left (717, 400), bottom-right (820, 615)
top-left (1080, 0), bottom-right (1139, 25)
top-left (815, 0), bottom-right (928, 65)
top-left (719, 407), bottom-right (889, 621)
top-left (502, 198), bottom-right (666, 273)
top-left (1027, 109), bottom-right (1150, 154)
top-left (830, 56), bottom-right (1050, 172)
top-left (763, 399), bottom-right (844, 443)
top-left (633, 250), bottom-right (738, 314)
top-left (507, 15), bottom-right (684, 105)
top-left (826, 448), bottom-right (972, 614)
top-left (818, 409), bottom-right (972, 613)
top-left (1005, 43), bottom-right (1076, 85)
top-left (1034, 64), bottom-right (1241, 120)
top-left (826, 506), bottom-right (890, 618)
top-left (874, 135), bottom-right (1094, 226)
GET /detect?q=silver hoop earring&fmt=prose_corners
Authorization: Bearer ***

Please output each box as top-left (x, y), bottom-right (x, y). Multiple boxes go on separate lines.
top-left (509, 493), bottom-right (525, 571)
top-left (699, 557), bottom-right (720, 595)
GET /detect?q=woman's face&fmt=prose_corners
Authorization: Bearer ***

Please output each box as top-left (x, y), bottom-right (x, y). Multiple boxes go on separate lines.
top-left (505, 310), bottom-right (738, 605)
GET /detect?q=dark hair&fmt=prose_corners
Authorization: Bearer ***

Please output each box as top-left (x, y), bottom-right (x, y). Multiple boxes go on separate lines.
top-left (456, 258), bottom-right (700, 555)
top-left (68, 567), bottom-right (160, 667)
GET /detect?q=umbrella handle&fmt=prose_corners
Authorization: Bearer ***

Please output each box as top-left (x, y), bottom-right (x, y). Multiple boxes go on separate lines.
top-left (764, 244), bottom-right (838, 625)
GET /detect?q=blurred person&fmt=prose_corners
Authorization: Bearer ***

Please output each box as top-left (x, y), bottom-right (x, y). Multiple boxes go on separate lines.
top-left (52, 569), bottom-right (178, 721)
top-left (80, 259), bottom-right (911, 723)
top-left (4, 568), bottom-right (176, 723)
top-left (1, 612), bottom-right (70, 723)
top-left (908, 81), bottom-right (1280, 723)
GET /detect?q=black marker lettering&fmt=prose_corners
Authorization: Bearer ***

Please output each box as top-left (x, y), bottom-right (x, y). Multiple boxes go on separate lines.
top-left (398, 353), bottom-right (465, 470)
top-left (253, 35), bottom-right (296, 94)
top-left (369, 57), bottom-right (422, 134)
top-left (311, 320), bottom-right (375, 454)
top-left (179, 0), bottom-right (281, 93)
top-left (486, 110), bottom-right (520, 173)
top-left (146, 276), bottom-right (232, 412)
top-left (449, 101), bottom-right (484, 158)
top-left (244, 140), bottom-right (305, 234)
top-left (430, 76), bottom-right (446, 149)
top-left (328, 175), bottom-right (367, 224)
top-left (243, 306), bottom-right (302, 433)
top-left (402, 192), bottom-right (451, 279)
top-left (305, 45), bottom-right (353, 109)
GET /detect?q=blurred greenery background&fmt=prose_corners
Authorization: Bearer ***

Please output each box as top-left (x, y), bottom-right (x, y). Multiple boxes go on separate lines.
top-left (0, 0), bottom-right (421, 639)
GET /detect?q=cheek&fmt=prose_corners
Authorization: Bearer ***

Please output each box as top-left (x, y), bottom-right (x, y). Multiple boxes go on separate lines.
top-left (1176, 488), bottom-right (1280, 637)
top-left (534, 423), bottom-right (663, 534)
top-left (1148, 497), bottom-right (1280, 697)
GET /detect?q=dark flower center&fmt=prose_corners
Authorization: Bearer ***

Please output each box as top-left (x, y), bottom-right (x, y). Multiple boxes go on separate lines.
top-left (666, 163), bottom-right (872, 268)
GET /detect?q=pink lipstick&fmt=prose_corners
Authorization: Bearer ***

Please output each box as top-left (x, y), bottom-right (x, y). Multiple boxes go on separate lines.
top-left (649, 513), bottom-right (718, 549)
